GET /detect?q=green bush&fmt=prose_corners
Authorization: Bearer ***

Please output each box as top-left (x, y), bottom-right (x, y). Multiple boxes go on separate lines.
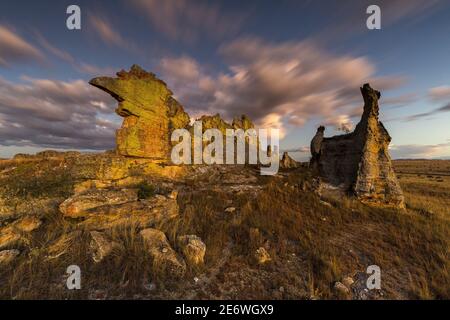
top-left (137, 182), bottom-right (156, 200)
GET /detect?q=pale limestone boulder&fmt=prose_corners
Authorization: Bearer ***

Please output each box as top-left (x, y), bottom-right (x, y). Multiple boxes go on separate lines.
top-left (140, 228), bottom-right (186, 278)
top-left (177, 235), bottom-right (206, 266)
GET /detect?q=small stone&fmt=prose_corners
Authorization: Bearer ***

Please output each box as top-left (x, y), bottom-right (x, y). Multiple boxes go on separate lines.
top-left (177, 235), bottom-right (206, 266)
top-left (342, 276), bottom-right (354, 287)
top-left (334, 281), bottom-right (350, 295)
top-left (224, 207), bottom-right (236, 213)
top-left (143, 282), bottom-right (156, 291)
top-left (89, 231), bottom-right (123, 263)
top-left (140, 228), bottom-right (186, 278)
top-left (168, 190), bottom-right (178, 200)
top-left (255, 247), bottom-right (271, 264)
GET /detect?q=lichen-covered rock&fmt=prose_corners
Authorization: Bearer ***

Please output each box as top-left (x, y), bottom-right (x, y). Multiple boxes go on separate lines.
top-left (89, 65), bottom-right (190, 159)
top-left (59, 189), bottom-right (138, 218)
top-left (140, 228), bottom-right (186, 278)
top-left (80, 194), bottom-right (179, 230)
top-left (177, 235), bottom-right (206, 266)
top-left (311, 84), bottom-right (404, 208)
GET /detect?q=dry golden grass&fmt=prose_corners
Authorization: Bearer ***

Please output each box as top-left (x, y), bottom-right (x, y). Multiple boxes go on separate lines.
top-left (0, 159), bottom-right (448, 299)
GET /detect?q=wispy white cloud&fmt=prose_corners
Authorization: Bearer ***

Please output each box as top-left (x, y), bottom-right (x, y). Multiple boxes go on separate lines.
top-left (429, 86), bottom-right (450, 102)
top-left (0, 25), bottom-right (44, 67)
top-left (158, 37), bottom-right (406, 137)
top-left (35, 32), bottom-right (116, 76)
top-left (129, 0), bottom-right (245, 43)
top-left (0, 76), bottom-right (118, 150)
top-left (390, 142), bottom-right (450, 159)
top-left (88, 14), bottom-right (140, 54)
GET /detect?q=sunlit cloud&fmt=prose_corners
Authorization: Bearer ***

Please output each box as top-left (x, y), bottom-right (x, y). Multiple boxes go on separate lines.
top-left (158, 37), bottom-right (406, 137)
top-left (0, 25), bottom-right (44, 67)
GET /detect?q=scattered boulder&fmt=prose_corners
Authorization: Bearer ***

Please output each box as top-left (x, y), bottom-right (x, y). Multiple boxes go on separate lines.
top-left (59, 189), bottom-right (137, 218)
top-left (255, 247), bottom-right (271, 264)
top-left (177, 235), bottom-right (206, 266)
top-left (140, 228), bottom-right (186, 278)
top-left (0, 249), bottom-right (20, 265)
top-left (310, 84), bottom-right (404, 208)
top-left (89, 231), bottom-right (123, 263)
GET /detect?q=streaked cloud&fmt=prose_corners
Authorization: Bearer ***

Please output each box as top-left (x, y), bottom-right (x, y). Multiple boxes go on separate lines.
top-left (390, 142), bottom-right (450, 159)
top-left (35, 32), bottom-right (115, 76)
top-left (88, 14), bottom-right (140, 54)
top-left (0, 25), bottom-right (44, 67)
top-left (403, 103), bottom-right (450, 121)
top-left (129, 0), bottom-right (244, 43)
top-left (429, 86), bottom-right (450, 102)
top-left (0, 76), bottom-right (118, 150)
top-left (159, 37), bottom-right (406, 136)
top-left (89, 15), bottom-right (127, 47)
top-left (314, 0), bottom-right (446, 43)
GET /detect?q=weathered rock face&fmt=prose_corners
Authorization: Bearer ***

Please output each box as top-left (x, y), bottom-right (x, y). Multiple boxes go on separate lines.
top-left (89, 65), bottom-right (190, 159)
top-left (280, 152), bottom-right (299, 169)
top-left (311, 84), bottom-right (404, 208)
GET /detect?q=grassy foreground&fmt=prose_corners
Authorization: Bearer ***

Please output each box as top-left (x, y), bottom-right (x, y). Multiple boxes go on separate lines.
top-left (0, 158), bottom-right (448, 299)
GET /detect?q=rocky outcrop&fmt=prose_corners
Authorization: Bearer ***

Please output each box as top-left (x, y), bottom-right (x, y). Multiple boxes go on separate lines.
top-left (59, 189), bottom-right (138, 218)
top-left (89, 65), bottom-right (190, 159)
top-left (280, 152), bottom-right (299, 169)
top-left (310, 84), bottom-right (404, 208)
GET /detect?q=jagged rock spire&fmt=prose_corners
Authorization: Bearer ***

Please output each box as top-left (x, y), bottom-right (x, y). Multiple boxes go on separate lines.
top-left (310, 83), bottom-right (404, 208)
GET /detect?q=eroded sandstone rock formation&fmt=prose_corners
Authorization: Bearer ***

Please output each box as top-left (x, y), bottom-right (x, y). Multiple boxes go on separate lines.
top-left (310, 83), bottom-right (404, 208)
top-left (89, 65), bottom-right (190, 159)
top-left (280, 152), bottom-right (299, 169)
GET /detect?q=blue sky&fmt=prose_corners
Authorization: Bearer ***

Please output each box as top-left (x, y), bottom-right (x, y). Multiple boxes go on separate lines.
top-left (0, 0), bottom-right (449, 159)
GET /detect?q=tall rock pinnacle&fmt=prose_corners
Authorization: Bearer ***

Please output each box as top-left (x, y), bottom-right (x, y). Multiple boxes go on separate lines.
top-left (310, 83), bottom-right (405, 208)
